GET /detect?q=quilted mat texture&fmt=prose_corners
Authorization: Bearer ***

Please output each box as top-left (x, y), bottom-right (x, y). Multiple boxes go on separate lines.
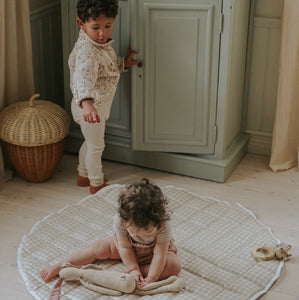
top-left (18, 185), bottom-right (283, 299)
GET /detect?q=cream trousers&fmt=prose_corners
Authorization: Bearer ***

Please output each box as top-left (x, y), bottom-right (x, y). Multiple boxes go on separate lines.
top-left (71, 100), bottom-right (112, 187)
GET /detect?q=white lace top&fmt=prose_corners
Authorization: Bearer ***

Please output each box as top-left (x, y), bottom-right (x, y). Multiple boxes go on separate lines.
top-left (69, 29), bottom-right (127, 108)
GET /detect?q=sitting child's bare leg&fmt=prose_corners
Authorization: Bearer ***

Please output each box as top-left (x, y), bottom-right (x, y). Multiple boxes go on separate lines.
top-left (140, 252), bottom-right (182, 281)
top-left (159, 252), bottom-right (182, 280)
top-left (41, 237), bottom-right (119, 281)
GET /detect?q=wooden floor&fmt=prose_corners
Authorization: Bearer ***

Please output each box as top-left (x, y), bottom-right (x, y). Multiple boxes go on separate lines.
top-left (0, 153), bottom-right (298, 299)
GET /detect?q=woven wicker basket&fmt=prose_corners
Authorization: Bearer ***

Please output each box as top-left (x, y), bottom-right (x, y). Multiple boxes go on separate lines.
top-left (0, 94), bottom-right (70, 182)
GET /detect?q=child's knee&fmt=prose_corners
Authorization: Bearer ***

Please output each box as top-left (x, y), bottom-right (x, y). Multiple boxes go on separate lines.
top-left (88, 144), bottom-right (105, 153)
top-left (173, 258), bottom-right (182, 275)
top-left (167, 254), bottom-right (182, 275)
top-left (92, 237), bottom-right (117, 259)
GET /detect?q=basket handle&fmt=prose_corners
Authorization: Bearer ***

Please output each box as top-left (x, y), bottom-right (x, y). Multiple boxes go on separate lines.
top-left (29, 94), bottom-right (40, 107)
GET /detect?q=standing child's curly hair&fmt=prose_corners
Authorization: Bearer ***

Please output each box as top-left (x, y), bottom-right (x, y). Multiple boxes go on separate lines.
top-left (118, 178), bottom-right (170, 230)
top-left (76, 0), bottom-right (119, 22)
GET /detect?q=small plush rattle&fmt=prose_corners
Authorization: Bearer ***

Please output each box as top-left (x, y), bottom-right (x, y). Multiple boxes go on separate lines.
top-left (51, 263), bottom-right (185, 298)
top-left (252, 244), bottom-right (292, 261)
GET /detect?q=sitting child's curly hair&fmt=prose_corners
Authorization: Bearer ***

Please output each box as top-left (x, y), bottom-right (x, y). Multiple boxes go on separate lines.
top-left (77, 0), bottom-right (118, 22)
top-left (118, 178), bottom-right (170, 230)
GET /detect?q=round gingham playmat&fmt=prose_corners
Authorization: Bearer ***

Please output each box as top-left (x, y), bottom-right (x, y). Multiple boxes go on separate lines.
top-left (18, 185), bottom-right (284, 299)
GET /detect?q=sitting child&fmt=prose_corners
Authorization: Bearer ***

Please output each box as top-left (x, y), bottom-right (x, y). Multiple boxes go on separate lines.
top-left (41, 178), bottom-right (182, 287)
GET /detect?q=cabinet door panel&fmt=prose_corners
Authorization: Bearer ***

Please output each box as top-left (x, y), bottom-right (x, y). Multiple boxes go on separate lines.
top-left (106, 1), bottom-right (131, 138)
top-left (132, 0), bottom-right (222, 154)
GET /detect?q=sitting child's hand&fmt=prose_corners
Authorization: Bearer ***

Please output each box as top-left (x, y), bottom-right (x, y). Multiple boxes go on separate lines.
top-left (129, 269), bottom-right (144, 284)
top-left (145, 276), bottom-right (155, 284)
top-left (137, 276), bottom-right (155, 288)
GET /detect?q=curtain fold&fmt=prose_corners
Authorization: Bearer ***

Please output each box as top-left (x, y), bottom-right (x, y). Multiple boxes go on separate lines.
top-left (270, 0), bottom-right (299, 171)
top-left (0, 0), bottom-right (34, 184)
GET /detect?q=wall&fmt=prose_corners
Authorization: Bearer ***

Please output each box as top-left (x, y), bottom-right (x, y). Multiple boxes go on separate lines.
top-left (244, 0), bottom-right (283, 155)
top-left (29, 0), bottom-right (64, 107)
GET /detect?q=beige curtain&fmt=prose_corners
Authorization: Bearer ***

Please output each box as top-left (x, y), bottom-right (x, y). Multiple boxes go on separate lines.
top-left (270, 0), bottom-right (299, 171)
top-left (0, 0), bottom-right (34, 183)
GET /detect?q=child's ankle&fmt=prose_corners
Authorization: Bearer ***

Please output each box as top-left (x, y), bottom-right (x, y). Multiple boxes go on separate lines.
top-left (77, 176), bottom-right (108, 187)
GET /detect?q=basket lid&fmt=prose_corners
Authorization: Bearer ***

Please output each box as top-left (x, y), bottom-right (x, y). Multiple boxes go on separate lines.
top-left (0, 94), bottom-right (70, 146)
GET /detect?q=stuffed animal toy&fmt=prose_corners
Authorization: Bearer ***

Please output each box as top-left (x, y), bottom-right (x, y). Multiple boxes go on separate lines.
top-left (59, 264), bottom-right (136, 296)
top-left (252, 244), bottom-right (292, 261)
top-left (51, 263), bottom-right (185, 298)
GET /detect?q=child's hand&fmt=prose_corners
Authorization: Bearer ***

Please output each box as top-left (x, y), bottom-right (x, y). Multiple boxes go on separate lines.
top-left (124, 46), bottom-right (138, 67)
top-left (81, 99), bottom-right (100, 123)
top-left (129, 269), bottom-right (144, 284)
top-left (137, 276), bottom-right (155, 288)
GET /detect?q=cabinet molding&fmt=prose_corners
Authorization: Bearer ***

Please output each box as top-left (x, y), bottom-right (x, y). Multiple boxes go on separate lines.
top-left (103, 133), bottom-right (249, 183)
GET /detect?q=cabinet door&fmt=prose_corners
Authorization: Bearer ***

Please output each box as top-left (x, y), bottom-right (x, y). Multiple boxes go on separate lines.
top-left (132, 0), bottom-right (222, 154)
top-left (106, 1), bottom-right (131, 138)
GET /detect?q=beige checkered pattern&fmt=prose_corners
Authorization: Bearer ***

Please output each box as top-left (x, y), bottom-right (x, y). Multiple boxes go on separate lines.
top-left (18, 185), bottom-right (283, 299)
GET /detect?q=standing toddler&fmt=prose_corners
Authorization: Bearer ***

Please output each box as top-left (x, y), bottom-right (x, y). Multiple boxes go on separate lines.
top-left (70, 0), bottom-right (138, 194)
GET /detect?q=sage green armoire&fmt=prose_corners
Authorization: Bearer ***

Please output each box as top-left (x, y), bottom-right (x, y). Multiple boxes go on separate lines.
top-left (61, 0), bottom-right (251, 182)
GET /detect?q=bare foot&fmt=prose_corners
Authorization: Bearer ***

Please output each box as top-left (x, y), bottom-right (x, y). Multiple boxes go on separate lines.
top-left (41, 264), bottom-right (61, 281)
